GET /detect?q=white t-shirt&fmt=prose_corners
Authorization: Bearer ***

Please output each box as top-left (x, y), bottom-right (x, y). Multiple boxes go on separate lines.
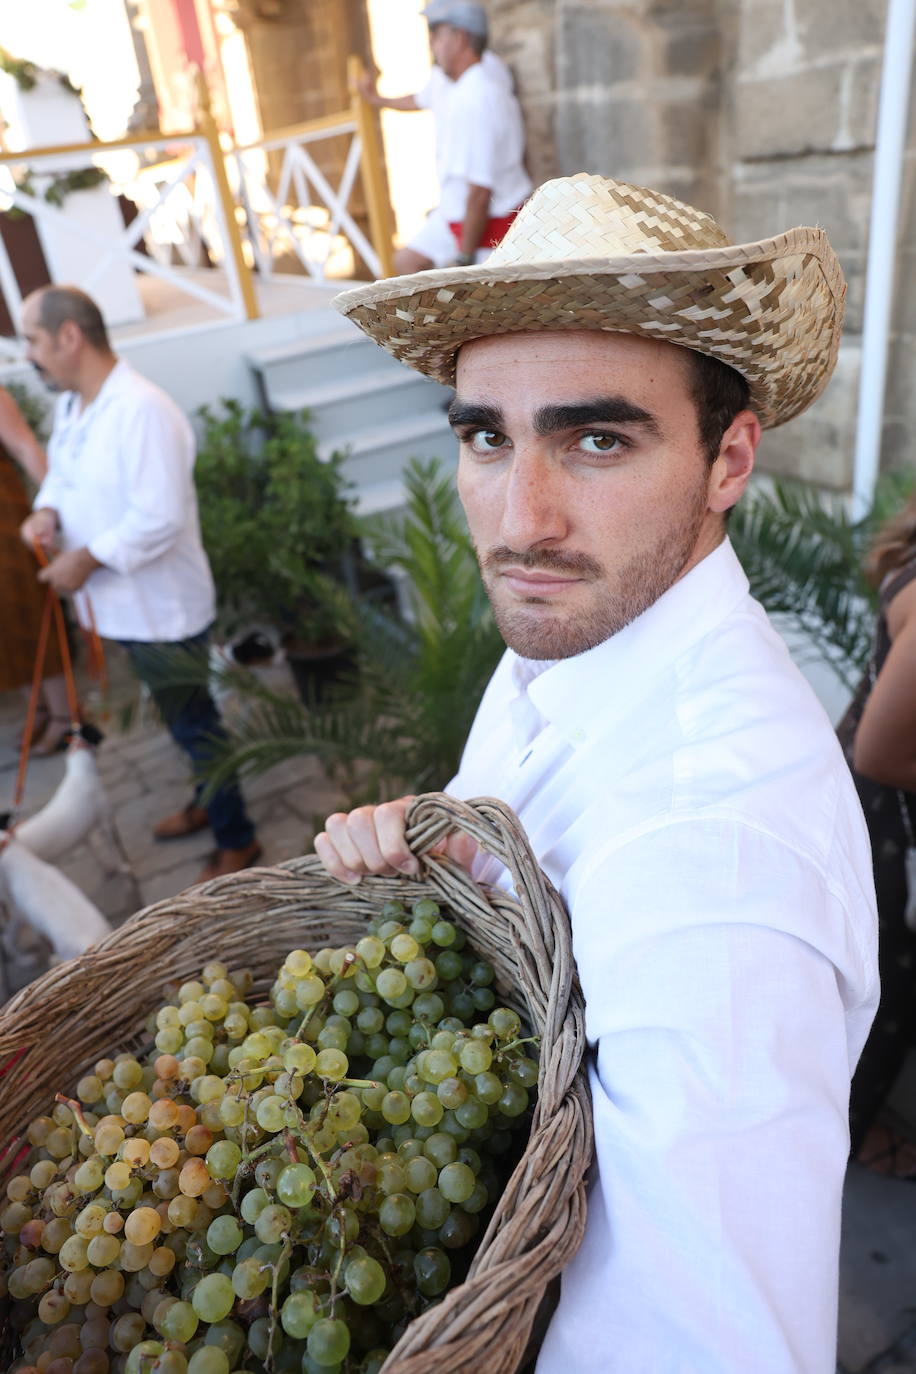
top-left (35, 360), bottom-right (216, 643)
top-left (449, 538), bottom-right (878, 1374)
top-left (436, 61), bottom-right (532, 221)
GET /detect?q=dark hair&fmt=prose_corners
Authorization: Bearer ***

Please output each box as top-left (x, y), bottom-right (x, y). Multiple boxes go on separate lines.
top-left (36, 286), bottom-right (110, 351)
top-left (684, 348), bottom-right (750, 464)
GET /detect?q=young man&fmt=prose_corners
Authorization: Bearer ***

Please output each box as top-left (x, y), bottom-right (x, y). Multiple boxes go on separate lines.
top-left (18, 285), bottom-right (260, 882)
top-left (360, 1), bottom-right (530, 271)
top-left (315, 175), bottom-right (879, 1372)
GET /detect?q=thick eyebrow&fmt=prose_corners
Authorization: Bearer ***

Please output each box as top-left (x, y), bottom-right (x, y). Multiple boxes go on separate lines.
top-left (448, 401), bottom-right (504, 432)
top-left (447, 396), bottom-right (663, 438)
top-left (533, 398), bottom-right (662, 437)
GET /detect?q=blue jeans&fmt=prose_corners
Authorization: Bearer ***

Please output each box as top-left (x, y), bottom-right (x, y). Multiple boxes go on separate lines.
top-left (120, 629), bottom-right (255, 851)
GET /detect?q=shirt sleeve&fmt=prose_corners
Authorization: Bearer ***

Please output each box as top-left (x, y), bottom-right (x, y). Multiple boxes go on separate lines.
top-left (537, 816), bottom-right (860, 1374)
top-left (85, 396), bottom-right (196, 576)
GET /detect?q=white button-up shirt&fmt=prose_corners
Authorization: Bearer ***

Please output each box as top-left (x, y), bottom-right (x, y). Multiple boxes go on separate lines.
top-left (449, 538), bottom-right (878, 1374)
top-left (35, 360), bottom-right (215, 642)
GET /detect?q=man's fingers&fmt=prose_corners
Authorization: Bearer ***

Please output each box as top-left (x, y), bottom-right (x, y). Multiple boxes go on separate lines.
top-left (314, 798), bottom-right (420, 883)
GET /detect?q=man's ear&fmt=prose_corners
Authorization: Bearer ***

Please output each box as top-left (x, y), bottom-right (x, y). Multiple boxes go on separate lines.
top-left (708, 410), bottom-right (760, 514)
top-left (57, 320), bottom-right (81, 354)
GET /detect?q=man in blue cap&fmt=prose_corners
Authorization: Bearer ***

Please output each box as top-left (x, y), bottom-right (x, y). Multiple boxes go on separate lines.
top-left (360, 1), bottom-right (531, 272)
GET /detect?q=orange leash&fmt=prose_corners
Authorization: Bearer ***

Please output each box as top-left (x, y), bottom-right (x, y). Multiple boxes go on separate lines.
top-left (8, 541), bottom-right (99, 821)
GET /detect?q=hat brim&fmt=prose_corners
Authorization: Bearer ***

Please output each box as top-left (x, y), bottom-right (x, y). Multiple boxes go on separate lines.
top-left (333, 227), bottom-right (845, 430)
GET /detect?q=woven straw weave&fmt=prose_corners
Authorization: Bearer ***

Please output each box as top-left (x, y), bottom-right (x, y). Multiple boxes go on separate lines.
top-left (334, 172), bottom-right (846, 429)
top-left (0, 793), bottom-right (592, 1374)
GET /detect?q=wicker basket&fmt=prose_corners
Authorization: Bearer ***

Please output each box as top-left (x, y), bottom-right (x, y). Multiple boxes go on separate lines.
top-left (0, 793), bottom-right (592, 1374)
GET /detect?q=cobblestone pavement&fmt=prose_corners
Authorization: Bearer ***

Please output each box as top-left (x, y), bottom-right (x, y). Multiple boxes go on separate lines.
top-left (3, 653), bottom-right (916, 1371)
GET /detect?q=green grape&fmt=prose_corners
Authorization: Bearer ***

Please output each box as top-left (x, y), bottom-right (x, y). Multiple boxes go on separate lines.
top-left (204, 1319), bottom-right (246, 1364)
top-left (207, 1215), bottom-right (244, 1256)
top-left (247, 1315), bottom-right (282, 1362)
top-left (390, 934), bottom-right (419, 963)
top-left (488, 1007), bottom-right (521, 1040)
top-left (126, 1341), bottom-right (164, 1374)
top-left (307, 1318), bottom-right (351, 1367)
top-left (471, 987), bottom-right (496, 1012)
top-left (458, 1039), bottom-right (492, 1074)
top-left (414, 1187), bottom-right (450, 1229)
top-left (59, 1234), bottom-right (90, 1271)
top-left (436, 1076), bottom-right (468, 1110)
top-left (332, 989), bottom-right (360, 1017)
top-left (434, 949), bottom-right (464, 981)
top-left (218, 1096), bottom-right (246, 1128)
top-left (280, 1289), bottom-right (321, 1337)
top-left (191, 1272), bottom-right (235, 1323)
top-left (377, 1161), bottom-right (407, 1195)
top-left (187, 1349), bottom-right (229, 1374)
top-left (455, 1097), bottom-right (488, 1129)
top-left (254, 1202), bottom-right (291, 1244)
top-left (206, 1140), bottom-right (242, 1180)
top-left (498, 1083), bottom-right (529, 1117)
top-left (231, 1257), bottom-right (270, 1300)
top-left (420, 1050), bottom-right (458, 1084)
top-left (439, 1207), bottom-right (478, 1249)
top-left (380, 1092), bottom-right (411, 1126)
top-left (378, 1193), bottom-right (415, 1236)
top-left (255, 1095), bottom-right (286, 1132)
top-left (408, 915), bottom-right (434, 942)
top-left (276, 1163), bottom-right (316, 1208)
top-left (161, 1300), bottom-right (199, 1343)
top-left (356, 1007), bottom-right (384, 1034)
top-left (284, 1042), bottom-right (318, 1073)
top-left (375, 969), bottom-right (408, 1002)
top-left (86, 1232), bottom-right (120, 1267)
top-left (430, 920), bottom-right (456, 947)
top-left (404, 958), bottom-right (437, 990)
top-left (437, 1161), bottom-right (476, 1204)
top-left (356, 935), bottom-right (385, 968)
top-left (317, 1024), bottom-right (349, 1053)
top-left (411, 1092), bottom-right (444, 1127)
top-left (414, 1246), bottom-right (451, 1296)
top-left (315, 1049), bottom-right (348, 1081)
top-left (507, 1055), bottom-right (539, 1088)
top-left (345, 1253), bottom-right (386, 1305)
top-left (294, 975), bottom-right (326, 1009)
top-left (474, 1071), bottom-right (503, 1104)
top-left (403, 1155), bottom-right (437, 1193)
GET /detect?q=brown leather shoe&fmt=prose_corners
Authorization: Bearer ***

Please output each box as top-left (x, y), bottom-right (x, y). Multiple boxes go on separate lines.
top-left (153, 803), bottom-right (210, 841)
top-left (196, 841), bottom-right (262, 883)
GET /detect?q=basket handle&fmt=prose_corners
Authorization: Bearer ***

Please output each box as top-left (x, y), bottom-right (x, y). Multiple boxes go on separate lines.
top-left (405, 792), bottom-right (575, 1057)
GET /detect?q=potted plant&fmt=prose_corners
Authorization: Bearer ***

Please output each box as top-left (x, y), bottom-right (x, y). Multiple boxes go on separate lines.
top-left (194, 399), bottom-right (363, 703)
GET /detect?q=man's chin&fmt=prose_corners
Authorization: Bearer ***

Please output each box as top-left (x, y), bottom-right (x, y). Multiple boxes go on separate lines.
top-left (30, 364), bottom-right (59, 392)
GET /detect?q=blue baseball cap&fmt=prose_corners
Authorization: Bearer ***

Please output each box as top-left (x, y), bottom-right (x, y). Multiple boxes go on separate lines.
top-left (422, 1), bottom-right (488, 38)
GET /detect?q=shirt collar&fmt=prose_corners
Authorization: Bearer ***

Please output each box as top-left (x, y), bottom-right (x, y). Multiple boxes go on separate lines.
top-left (64, 358), bottom-right (127, 424)
top-left (518, 538), bottom-right (750, 747)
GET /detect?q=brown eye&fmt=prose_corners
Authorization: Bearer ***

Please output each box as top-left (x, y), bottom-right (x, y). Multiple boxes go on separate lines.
top-left (468, 429), bottom-right (506, 453)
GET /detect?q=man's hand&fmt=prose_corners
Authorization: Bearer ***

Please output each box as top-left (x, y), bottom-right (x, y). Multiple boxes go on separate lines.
top-left (38, 546), bottom-right (102, 594)
top-left (20, 507), bottom-right (58, 553)
top-left (315, 796), bottom-right (478, 884)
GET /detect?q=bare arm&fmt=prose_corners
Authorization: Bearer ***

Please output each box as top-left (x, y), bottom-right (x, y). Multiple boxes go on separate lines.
top-left (854, 577), bottom-right (916, 789)
top-left (0, 388), bottom-right (46, 484)
top-left (356, 74), bottom-right (420, 113)
top-left (459, 183), bottom-right (493, 260)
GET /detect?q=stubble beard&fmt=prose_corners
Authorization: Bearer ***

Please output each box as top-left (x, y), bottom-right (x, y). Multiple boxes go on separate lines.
top-left (478, 484), bottom-right (711, 661)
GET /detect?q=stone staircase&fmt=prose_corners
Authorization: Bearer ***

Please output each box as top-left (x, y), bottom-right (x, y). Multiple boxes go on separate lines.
top-left (246, 310), bottom-right (456, 518)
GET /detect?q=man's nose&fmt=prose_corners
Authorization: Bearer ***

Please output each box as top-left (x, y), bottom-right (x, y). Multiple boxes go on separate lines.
top-left (498, 453), bottom-right (567, 551)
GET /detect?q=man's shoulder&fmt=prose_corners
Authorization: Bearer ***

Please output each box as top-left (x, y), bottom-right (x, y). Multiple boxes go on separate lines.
top-left (108, 363), bottom-right (191, 428)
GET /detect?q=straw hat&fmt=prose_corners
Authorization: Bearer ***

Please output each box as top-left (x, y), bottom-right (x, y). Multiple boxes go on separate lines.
top-left (333, 173), bottom-right (846, 429)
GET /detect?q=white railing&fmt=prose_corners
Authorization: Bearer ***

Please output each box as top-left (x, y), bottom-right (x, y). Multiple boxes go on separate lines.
top-left (0, 123), bottom-right (258, 357)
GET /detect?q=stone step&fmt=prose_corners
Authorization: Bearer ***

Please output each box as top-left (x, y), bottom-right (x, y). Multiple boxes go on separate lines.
top-left (269, 366), bottom-right (450, 442)
top-left (247, 317), bottom-right (412, 397)
top-left (323, 411), bottom-right (457, 518)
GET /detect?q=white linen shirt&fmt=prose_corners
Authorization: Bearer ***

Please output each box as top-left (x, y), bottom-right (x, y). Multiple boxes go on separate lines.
top-left (35, 360), bottom-right (215, 643)
top-left (436, 61), bottom-right (531, 221)
top-left (448, 538), bottom-right (878, 1374)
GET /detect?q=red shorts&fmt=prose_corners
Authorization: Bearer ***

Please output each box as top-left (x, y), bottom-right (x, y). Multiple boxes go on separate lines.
top-left (448, 208), bottom-right (520, 251)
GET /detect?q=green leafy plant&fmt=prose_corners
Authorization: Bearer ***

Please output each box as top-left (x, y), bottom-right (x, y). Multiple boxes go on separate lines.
top-left (729, 471), bottom-right (915, 692)
top-left (194, 400), bottom-right (358, 648)
top-left (202, 459), bottom-right (504, 806)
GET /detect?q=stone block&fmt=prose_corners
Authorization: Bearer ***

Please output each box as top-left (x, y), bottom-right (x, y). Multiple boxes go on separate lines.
top-left (556, 7), bottom-right (649, 90)
top-left (755, 342), bottom-right (859, 490)
top-left (555, 92), bottom-right (660, 180)
top-left (736, 0), bottom-right (795, 76)
top-left (655, 9), bottom-right (721, 79)
top-left (795, 0), bottom-right (886, 58)
top-left (734, 65), bottom-right (849, 159)
top-left (847, 55), bottom-right (881, 150)
top-left (661, 98), bottom-right (713, 168)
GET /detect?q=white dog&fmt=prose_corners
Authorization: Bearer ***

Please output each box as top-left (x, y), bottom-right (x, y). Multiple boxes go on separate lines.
top-left (0, 832), bottom-right (112, 961)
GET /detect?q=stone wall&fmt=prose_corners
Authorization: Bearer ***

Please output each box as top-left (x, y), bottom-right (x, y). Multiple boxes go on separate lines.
top-left (488, 0), bottom-right (910, 492)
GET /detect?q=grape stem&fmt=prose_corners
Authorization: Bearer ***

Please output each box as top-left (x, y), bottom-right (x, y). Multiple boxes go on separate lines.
top-left (495, 1035), bottom-right (540, 1058)
top-left (265, 1233), bottom-right (292, 1372)
top-left (53, 1094), bottom-right (93, 1139)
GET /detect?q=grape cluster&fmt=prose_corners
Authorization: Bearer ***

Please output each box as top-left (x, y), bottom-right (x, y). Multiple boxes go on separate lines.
top-left (0, 898), bottom-right (539, 1374)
